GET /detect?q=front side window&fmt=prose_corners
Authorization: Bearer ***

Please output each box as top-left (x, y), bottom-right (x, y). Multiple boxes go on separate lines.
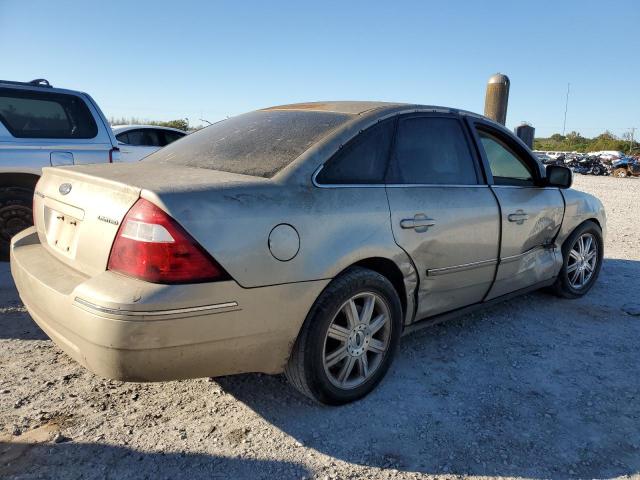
top-left (315, 120), bottom-right (394, 184)
top-left (477, 130), bottom-right (535, 186)
top-left (387, 116), bottom-right (478, 185)
top-left (0, 88), bottom-right (98, 139)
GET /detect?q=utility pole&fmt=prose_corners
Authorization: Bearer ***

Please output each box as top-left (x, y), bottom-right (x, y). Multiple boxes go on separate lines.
top-left (630, 127), bottom-right (636, 155)
top-left (562, 82), bottom-right (570, 136)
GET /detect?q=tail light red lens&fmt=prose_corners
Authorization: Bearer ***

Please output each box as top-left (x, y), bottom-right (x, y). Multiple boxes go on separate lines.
top-left (107, 198), bottom-right (227, 284)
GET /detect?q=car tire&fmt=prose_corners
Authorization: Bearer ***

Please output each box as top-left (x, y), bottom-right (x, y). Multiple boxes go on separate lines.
top-left (552, 220), bottom-right (603, 299)
top-left (285, 267), bottom-right (403, 405)
top-left (0, 187), bottom-right (34, 261)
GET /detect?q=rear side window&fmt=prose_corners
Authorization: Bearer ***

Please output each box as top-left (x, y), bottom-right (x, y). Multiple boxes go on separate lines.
top-left (316, 120), bottom-right (394, 184)
top-left (0, 88), bottom-right (98, 139)
top-left (127, 129), bottom-right (162, 147)
top-left (145, 110), bottom-right (352, 178)
top-left (387, 116), bottom-right (478, 185)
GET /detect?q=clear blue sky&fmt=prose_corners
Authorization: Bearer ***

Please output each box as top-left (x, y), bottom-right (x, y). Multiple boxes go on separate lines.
top-left (1, 0), bottom-right (638, 137)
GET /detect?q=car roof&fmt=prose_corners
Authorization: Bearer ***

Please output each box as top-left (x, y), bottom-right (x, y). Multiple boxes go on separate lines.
top-left (261, 101), bottom-right (408, 115)
top-left (260, 100), bottom-right (484, 120)
top-left (0, 79), bottom-right (92, 98)
top-left (111, 125), bottom-right (187, 134)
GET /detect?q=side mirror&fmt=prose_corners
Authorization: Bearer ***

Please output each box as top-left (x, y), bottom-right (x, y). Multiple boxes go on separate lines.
top-left (545, 165), bottom-right (573, 189)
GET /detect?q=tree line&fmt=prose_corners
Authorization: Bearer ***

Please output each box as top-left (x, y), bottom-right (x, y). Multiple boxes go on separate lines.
top-left (108, 117), bottom-right (191, 132)
top-left (534, 131), bottom-right (639, 154)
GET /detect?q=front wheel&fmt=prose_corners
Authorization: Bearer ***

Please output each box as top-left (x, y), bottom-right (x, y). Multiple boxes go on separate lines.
top-left (552, 221), bottom-right (603, 298)
top-left (285, 267), bottom-right (403, 405)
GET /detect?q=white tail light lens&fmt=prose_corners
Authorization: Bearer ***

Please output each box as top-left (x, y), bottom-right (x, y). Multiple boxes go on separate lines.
top-left (121, 220), bottom-right (174, 243)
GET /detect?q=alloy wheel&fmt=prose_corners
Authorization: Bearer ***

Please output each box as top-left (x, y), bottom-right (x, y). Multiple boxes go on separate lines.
top-left (322, 292), bottom-right (391, 389)
top-left (567, 233), bottom-right (598, 290)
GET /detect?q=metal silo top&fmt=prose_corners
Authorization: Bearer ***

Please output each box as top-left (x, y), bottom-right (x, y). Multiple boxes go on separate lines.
top-left (488, 73), bottom-right (510, 85)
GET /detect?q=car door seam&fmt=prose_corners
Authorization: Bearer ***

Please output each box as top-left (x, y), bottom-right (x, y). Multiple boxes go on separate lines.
top-left (481, 185), bottom-right (503, 302)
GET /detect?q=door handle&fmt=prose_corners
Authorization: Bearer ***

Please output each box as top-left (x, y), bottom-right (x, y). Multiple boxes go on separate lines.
top-left (508, 210), bottom-right (529, 224)
top-left (400, 214), bottom-right (435, 232)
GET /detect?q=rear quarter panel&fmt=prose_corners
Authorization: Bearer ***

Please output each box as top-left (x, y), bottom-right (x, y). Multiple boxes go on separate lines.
top-left (146, 184), bottom-right (413, 289)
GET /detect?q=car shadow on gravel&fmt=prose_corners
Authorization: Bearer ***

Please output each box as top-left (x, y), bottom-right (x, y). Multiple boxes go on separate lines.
top-left (0, 440), bottom-right (310, 479)
top-left (219, 258), bottom-right (640, 479)
top-left (0, 308), bottom-right (48, 340)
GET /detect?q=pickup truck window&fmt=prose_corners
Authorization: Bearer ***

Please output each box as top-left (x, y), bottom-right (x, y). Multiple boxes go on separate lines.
top-left (0, 88), bottom-right (98, 139)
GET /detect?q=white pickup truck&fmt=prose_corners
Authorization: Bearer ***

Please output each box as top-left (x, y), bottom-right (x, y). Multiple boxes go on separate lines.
top-left (0, 78), bottom-right (119, 259)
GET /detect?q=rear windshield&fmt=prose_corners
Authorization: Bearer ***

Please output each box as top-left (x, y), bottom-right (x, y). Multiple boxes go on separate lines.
top-left (0, 88), bottom-right (98, 139)
top-left (144, 110), bottom-right (352, 178)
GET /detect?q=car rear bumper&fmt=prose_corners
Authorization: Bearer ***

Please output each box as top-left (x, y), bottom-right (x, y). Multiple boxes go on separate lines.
top-left (10, 227), bottom-right (328, 381)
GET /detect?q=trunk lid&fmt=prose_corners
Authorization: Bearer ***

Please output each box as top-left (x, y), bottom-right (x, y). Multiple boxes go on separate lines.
top-left (34, 166), bottom-right (141, 276)
top-left (33, 163), bottom-right (267, 278)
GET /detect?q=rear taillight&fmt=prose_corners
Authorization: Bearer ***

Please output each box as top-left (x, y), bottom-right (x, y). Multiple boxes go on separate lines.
top-left (107, 198), bottom-right (227, 284)
top-left (109, 147), bottom-right (120, 163)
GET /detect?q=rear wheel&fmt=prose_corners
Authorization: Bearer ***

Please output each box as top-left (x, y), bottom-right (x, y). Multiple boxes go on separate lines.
top-left (285, 267), bottom-right (402, 405)
top-left (0, 188), bottom-right (34, 260)
top-left (553, 221), bottom-right (603, 298)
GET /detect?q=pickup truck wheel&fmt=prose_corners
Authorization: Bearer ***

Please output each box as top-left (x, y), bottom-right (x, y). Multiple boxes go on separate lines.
top-left (285, 267), bottom-right (402, 405)
top-left (553, 221), bottom-right (603, 299)
top-left (0, 188), bottom-right (34, 261)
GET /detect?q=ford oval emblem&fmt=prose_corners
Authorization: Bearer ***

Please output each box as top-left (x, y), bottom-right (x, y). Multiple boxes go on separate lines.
top-left (59, 183), bottom-right (72, 195)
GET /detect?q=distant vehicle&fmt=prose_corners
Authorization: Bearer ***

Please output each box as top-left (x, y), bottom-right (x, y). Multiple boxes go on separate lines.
top-left (112, 125), bottom-right (187, 162)
top-left (0, 78), bottom-right (119, 259)
top-left (593, 151), bottom-right (624, 161)
top-left (611, 157), bottom-right (640, 177)
top-left (533, 151), bottom-right (552, 163)
top-left (11, 101), bottom-right (606, 405)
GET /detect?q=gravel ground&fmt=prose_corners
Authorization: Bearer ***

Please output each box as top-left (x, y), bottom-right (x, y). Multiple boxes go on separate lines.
top-left (1, 175), bottom-right (639, 480)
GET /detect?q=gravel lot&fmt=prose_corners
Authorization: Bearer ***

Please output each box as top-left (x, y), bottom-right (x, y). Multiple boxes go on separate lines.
top-left (1, 175), bottom-right (639, 480)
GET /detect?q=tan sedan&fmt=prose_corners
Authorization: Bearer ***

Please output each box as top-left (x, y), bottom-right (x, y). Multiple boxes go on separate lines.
top-left (11, 102), bottom-right (606, 404)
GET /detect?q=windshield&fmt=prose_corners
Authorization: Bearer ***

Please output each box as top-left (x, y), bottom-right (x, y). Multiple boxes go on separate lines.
top-left (144, 109), bottom-right (352, 178)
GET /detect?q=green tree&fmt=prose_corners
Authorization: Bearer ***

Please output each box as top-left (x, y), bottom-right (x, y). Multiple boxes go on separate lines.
top-left (149, 119), bottom-right (189, 131)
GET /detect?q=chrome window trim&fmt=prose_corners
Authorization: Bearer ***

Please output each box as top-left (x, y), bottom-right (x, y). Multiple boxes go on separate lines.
top-left (312, 164), bottom-right (490, 189)
top-left (490, 185), bottom-right (559, 191)
top-left (386, 184), bottom-right (489, 189)
top-left (312, 164), bottom-right (385, 188)
top-left (74, 297), bottom-right (239, 317)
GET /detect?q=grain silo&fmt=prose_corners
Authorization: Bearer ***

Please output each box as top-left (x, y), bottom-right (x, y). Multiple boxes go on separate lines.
top-left (515, 123), bottom-right (535, 149)
top-left (484, 73), bottom-right (510, 125)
